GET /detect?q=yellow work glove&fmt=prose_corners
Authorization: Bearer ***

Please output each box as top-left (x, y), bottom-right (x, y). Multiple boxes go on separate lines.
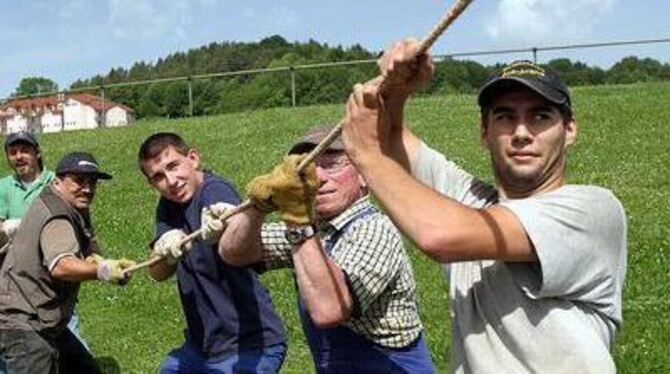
top-left (97, 258), bottom-right (136, 285)
top-left (85, 253), bottom-right (105, 265)
top-left (247, 154), bottom-right (318, 226)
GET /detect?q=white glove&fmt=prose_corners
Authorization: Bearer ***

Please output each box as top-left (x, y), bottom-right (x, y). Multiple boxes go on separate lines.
top-left (200, 202), bottom-right (236, 242)
top-left (153, 229), bottom-right (191, 265)
top-left (96, 258), bottom-right (136, 285)
top-left (2, 219), bottom-right (21, 237)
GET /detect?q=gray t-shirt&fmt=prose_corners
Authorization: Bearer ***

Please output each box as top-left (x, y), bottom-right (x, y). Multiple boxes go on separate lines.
top-left (412, 142), bottom-right (627, 373)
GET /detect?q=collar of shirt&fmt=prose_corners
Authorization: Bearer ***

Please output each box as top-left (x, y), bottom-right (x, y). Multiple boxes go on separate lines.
top-left (12, 169), bottom-right (52, 192)
top-left (318, 195), bottom-right (374, 236)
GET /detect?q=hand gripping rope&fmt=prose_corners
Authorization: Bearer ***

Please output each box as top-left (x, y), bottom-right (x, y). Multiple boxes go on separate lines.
top-left (123, 0), bottom-right (475, 276)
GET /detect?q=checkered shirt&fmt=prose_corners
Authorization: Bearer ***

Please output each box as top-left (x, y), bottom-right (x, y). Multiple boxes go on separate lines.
top-left (260, 196), bottom-right (423, 348)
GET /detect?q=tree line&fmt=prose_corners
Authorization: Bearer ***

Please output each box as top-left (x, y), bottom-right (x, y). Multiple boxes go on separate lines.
top-left (12, 35), bottom-right (670, 119)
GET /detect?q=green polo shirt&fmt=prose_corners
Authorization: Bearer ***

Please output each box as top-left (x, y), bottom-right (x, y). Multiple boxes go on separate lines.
top-left (0, 169), bottom-right (55, 219)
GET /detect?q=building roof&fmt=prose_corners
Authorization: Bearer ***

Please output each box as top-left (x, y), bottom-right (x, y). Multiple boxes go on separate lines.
top-left (68, 93), bottom-right (135, 113)
top-left (0, 93), bottom-right (134, 113)
top-left (0, 96), bottom-right (59, 112)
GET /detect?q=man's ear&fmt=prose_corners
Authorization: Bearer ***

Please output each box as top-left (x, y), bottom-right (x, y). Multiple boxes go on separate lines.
top-left (357, 173), bottom-right (367, 188)
top-left (565, 118), bottom-right (578, 148)
top-left (187, 149), bottom-right (200, 168)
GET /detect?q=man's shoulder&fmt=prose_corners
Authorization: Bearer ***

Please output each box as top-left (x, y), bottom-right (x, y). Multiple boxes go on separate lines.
top-left (546, 185), bottom-right (624, 212)
top-left (202, 172), bottom-right (235, 189)
top-left (504, 184), bottom-right (627, 243)
top-left (505, 184), bottom-right (625, 220)
top-left (0, 174), bottom-right (17, 189)
top-left (199, 172), bottom-right (240, 203)
top-left (556, 184), bottom-right (616, 197)
top-left (344, 203), bottom-right (403, 242)
top-left (203, 171), bottom-right (231, 184)
top-left (40, 170), bottom-right (56, 182)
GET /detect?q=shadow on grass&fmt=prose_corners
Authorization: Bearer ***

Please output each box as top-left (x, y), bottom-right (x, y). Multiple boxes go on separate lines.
top-left (96, 356), bottom-right (121, 374)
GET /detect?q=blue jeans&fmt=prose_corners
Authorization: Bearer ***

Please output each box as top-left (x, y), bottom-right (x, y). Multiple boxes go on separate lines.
top-left (310, 332), bottom-right (435, 374)
top-left (68, 308), bottom-right (90, 351)
top-left (159, 341), bottom-right (286, 374)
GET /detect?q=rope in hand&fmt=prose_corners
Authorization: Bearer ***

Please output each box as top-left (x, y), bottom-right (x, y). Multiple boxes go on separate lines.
top-left (123, 0), bottom-right (475, 276)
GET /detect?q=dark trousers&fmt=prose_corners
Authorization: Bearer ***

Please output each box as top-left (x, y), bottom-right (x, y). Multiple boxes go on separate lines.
top-left (0, 328), bottom-right (99, 374)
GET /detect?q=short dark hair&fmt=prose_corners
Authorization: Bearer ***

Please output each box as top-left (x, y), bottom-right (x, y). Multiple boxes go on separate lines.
top-left (137, 132), bottom-right (190, 173)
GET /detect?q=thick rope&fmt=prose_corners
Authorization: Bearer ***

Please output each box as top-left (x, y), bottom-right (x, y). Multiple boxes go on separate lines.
top-left (297, 0), bottom-right (474, 171)
top-left (124, 0), bottom-right (475, 276)
top-left (122, 201), bottom-right (253, 275)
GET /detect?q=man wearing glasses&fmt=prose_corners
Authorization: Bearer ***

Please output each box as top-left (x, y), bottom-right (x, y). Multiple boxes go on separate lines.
top-left (0, 132), bottom-right (92, 364)
top-left (0, 152), bottom-right (135, 373)
top-left (218, 125), bottom-right (435, 373)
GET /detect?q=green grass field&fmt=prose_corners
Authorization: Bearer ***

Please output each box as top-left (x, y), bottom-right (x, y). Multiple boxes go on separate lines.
top-left (3, 81), bottom-right (668, 373)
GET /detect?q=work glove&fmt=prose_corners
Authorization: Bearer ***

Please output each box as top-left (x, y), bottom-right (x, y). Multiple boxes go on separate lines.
top-left (153, 229), bottom-right (192, 265)
top-left (247, 154), bottom-right (318, 226)
top-left (97, 258), bottom-right (136, 285)
top-left (200, 202), bottom-right (236, 242)
top-left (1, 218), bottom-right (21, 238)
top-left (85, 253), bottom-right (105, 265)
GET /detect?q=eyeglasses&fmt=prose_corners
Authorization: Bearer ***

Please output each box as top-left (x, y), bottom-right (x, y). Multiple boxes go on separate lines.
top-left (63, 174), bottom-right (98, 190)
top-left (315, 156), bottom-right (351, 175)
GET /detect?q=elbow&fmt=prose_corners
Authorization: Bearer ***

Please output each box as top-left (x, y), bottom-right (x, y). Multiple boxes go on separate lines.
top-left (50, 267), bottom-right (67, 281)
top-left (218, 234), bottom-right (261, 267)
top-left (309, 306), bottom-right (350, 329)
top-left (148, 266), bottom-right (170, 282)
top-left (307, 297), bottom-right (353, 328)
top-left (221, 253), bottom-right (248, 267)
top-left (414, 231), bottom-right (459, 263)
top-left (219, 245), bottom-right (252, 267)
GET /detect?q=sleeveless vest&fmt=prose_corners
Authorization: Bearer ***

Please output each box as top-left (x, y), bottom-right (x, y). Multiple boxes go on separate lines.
top-left (0, 185), bottom-right (95, 333)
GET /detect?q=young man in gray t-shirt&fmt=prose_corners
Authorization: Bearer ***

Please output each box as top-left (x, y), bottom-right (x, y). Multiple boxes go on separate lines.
top-left (341, 41), bottom-right (627, 373)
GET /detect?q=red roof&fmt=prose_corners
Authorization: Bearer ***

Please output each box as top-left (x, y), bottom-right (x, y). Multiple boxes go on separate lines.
top-left (0, 96), bottom-right (59, 112)
top-left (0, 93), bottom-right (134, 113)
top-left (68, 93), bottom-right (134, 113)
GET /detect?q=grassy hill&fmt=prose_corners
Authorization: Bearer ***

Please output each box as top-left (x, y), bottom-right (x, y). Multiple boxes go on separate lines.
top-left (3, 81), bottom-right (668, 373)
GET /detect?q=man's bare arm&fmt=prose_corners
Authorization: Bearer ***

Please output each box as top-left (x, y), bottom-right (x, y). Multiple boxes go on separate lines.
top-left (51, 256), bottom-right (98, 282)
top-left (291, 237), bottom-right (354, 327)
top-left (218, 207), bottom-right (265, 266)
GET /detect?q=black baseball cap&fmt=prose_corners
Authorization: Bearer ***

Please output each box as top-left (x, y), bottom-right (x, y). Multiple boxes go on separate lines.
top-left (289, 125), bottom-right (344, 155)
top-left (478, 60), bottom-right (571, 109)
top-left (56, 152), bottom-right (112, 180)
top-left (5, 131), bottom-right (39, 150)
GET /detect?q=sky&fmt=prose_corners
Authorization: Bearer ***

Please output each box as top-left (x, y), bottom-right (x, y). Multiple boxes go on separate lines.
top-left (1, 0), bottom-right (669, 97)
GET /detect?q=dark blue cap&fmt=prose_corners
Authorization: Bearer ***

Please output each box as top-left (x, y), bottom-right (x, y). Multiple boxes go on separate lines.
top-left (478, 60), bottom-right (571, 109)
top-left (5, 131), bottom-right (39, 150)
top-left (56, 152), bottom-right (112, 180)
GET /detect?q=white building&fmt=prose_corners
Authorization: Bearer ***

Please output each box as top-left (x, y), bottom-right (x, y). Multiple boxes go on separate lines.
top-left (0, 93), bottom-right (134, 134)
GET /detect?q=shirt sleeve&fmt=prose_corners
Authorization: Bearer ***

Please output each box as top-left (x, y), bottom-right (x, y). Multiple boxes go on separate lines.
top-left (259, 222), bottom-right (293, 270)
top-left (411, 141), bottom-right (497, 208)
top-left (41, 218), bottom-right (80, 271)
top-left (333, 215), bottom-right (405, 314)
top-left (500, 186), bottom-right (627, 319)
